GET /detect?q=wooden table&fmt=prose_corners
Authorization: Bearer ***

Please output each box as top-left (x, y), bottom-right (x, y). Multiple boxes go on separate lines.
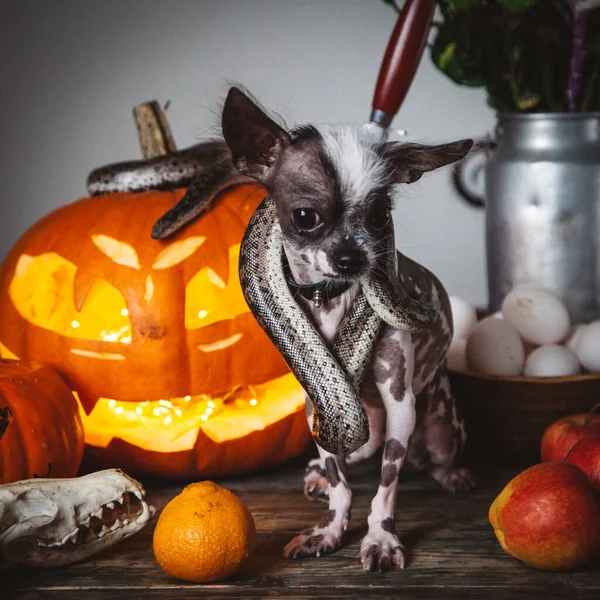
top-left (2, 455), bottom-right (599, 599)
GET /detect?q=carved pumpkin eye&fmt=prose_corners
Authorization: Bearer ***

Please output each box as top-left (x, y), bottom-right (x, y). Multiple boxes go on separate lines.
top-left (185, 244), bottom-right (249, 335)
top-left (9, 253), bottom-right (132, 346)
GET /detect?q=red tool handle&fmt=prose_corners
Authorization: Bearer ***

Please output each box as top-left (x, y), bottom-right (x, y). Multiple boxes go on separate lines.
top-left (371, 0), bottom-right (437, 128)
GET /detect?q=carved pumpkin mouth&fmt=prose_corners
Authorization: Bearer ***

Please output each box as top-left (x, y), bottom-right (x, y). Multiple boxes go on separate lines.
top-left (76, 373), bottom-right (303, 453)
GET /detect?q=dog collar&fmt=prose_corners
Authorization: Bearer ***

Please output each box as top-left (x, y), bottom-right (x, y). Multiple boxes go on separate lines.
top-left (282, 256), bottom-right (351, 308)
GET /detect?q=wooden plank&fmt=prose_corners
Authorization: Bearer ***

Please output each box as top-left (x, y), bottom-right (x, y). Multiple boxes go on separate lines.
top-left (1, 458), bottom-right (599, 599)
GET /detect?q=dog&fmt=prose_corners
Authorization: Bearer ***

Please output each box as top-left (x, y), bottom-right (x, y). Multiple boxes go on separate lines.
top-left (220, 87), bottom-right (475, 571)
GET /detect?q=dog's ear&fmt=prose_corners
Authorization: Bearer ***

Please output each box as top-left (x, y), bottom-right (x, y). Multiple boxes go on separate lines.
top-left (381, 139), bottom-right (473, 184)
top-left (222, 87), bottom-right (290, 183)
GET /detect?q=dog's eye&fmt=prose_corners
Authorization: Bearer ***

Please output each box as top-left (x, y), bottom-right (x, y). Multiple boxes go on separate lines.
top-left (369, 207), bottom-right (391, 231)
top-left (292, 208), bottom-right (321, 231)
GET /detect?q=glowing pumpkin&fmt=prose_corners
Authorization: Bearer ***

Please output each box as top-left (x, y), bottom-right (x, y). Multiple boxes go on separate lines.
top-left (0, 184), bottom-right (309, 478)
top-left (0, 359), bottom-right (84, 484)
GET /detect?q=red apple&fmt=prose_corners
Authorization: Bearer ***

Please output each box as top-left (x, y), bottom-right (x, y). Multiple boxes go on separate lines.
top-left (565, 434), bottom-right (600, 492)
top-left (489, 462), bottom-right (600, 570)
top-left (540, 411), bottom-right (600, 462)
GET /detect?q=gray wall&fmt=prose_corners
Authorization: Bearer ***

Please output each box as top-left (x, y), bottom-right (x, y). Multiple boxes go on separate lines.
top-left (0, 0), bottom-right (495, 306)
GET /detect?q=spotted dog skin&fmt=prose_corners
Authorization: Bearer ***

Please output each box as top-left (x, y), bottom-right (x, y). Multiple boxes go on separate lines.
top-left (291, 253), bottom-right (474, 570)
top-left (219, 87), bottom-right (475, 572)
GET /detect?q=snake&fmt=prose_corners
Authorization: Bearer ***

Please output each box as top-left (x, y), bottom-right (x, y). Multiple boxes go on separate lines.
top-left (87, 141), bottom-right (254, 239)
top-left (87, 143), bottom-right (439, 456)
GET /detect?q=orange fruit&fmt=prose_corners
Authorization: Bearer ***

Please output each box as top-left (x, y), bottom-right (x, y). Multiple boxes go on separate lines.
top-left (153, 481), bottom-right (256, 582)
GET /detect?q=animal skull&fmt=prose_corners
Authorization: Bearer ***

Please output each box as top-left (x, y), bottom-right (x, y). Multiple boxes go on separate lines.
top-left (0, 468), bottom-right (154, 568)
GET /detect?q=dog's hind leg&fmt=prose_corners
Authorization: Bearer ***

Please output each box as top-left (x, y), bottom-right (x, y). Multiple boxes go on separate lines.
top-left (420, 365), bottom-right (476, 493)
top-left (347, 404), bottom-right (385, 464)
top-left (303, 457), bottom-right (329, 502)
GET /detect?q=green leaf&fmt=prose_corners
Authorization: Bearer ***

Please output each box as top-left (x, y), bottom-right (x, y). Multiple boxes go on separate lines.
top-left (516, 93), bottom-right (541, 110)
top-left (438, 42), bottom-right (457, 70)
top-left (430, 22), bottom-right (487, 86)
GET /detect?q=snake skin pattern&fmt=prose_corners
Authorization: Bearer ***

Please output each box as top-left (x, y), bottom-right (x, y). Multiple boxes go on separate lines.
top-left (86, 141), bottom-right (233, 195)
top-left (361, 226), bottom-right (439, 331)
top-left (239, 195), bottom-right (379, 455)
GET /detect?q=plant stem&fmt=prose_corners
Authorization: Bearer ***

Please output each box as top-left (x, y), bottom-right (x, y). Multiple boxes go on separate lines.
top-left (568, 0), bottom-right (585, 111)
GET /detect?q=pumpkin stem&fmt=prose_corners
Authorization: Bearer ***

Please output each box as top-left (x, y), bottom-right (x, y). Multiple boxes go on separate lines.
top-left (0, 407), bottom-right (12, 442)
top-left (133, 101), bottom-right (177, 160)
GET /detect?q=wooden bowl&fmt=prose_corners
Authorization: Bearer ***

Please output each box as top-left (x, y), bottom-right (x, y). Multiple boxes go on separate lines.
top-left (448, 369), bottom-right (600, 467)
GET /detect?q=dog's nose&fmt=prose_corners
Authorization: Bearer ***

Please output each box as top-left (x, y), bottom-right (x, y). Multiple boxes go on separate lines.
top-left (335, 249), bottom-right (363, 273)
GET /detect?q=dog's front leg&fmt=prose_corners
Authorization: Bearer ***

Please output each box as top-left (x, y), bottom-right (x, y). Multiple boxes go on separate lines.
top-left (285, 445), bottom-right (351, 559)
top-left (360, 330), bottom-right (415, 572)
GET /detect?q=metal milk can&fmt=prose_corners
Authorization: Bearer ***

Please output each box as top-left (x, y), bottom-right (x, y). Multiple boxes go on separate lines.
top-left (455, 113), bottom-right (600, 323)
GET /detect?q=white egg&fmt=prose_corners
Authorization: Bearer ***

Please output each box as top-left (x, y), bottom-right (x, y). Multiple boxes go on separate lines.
top-left (576, 321), bottom-right (600, 372)
top-left (466, 317), bottom-right (525, 376)
top-left (449, 296), bottom-right (478, 340)
top-left (447, 337), bottom-right (468, 372)
top-left (564, 324), bottom-right (586, 353)
top-left (524, 345), bottom-right (581, 377)
top-left (501, 287), bottom-right (570, 345)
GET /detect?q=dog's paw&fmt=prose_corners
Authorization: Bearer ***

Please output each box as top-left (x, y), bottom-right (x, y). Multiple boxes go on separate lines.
top-left (303, 458), bottom-right (329, 502)
top-left (284, 527), bottom-right (341, 559)
top-left (431, 465), bottom-right (476, 493)
top-left (359, 530), bottom-right (406, 572)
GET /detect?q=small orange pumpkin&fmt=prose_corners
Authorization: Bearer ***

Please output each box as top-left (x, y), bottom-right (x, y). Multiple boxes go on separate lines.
top-left (0, 359), bottom-right (85, 484)
top-left (0, 184), bottom-right (309, 478)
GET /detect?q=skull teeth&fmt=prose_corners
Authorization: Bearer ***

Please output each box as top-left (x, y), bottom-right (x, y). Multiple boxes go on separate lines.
top-left (110, 520), bottom-right (121, 531)
top-left (98, 525), bottom-right (111, 538)
top-left (60, 529), bottom-right (79, 545)
top-left (35, 492), bottom-right (154, 550)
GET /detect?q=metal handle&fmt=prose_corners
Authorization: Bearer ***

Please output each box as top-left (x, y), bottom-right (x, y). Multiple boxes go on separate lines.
top-left (452, 137), bottom-right (497, 209)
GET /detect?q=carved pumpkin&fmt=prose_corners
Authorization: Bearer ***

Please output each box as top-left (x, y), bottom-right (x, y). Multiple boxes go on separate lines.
top-left (0, 359), bottom-right (84, 484)
top-left (0, 184), bottom-right (309, 478)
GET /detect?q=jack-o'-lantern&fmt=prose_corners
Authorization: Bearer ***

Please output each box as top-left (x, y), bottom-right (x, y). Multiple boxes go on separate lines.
top-left (0, 183), bottom-right (309, 478)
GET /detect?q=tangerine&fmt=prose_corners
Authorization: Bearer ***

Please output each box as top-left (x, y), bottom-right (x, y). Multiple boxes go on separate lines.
top-left (153, 481), bottom-right (256, 582)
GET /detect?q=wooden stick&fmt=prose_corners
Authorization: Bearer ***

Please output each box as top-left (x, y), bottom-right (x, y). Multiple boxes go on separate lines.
top-left (133, 100), bottom-right (177, 160)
